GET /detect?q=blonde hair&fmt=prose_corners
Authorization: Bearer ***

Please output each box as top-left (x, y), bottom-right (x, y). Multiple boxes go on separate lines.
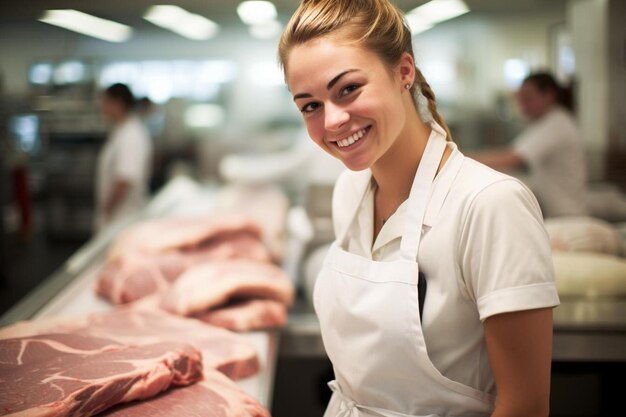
top-left (278, 0), bottom-right (452, 141)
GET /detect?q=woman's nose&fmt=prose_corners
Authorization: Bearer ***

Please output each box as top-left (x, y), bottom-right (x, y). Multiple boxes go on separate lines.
top-left (324, 103), bottom-right (349, 132)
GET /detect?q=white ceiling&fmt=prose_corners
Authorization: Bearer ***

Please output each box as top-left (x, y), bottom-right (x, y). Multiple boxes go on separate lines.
top-left (0, 0), bottom-right (568, 24)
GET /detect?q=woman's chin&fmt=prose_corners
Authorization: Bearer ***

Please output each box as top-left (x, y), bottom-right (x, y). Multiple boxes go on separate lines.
top-left (341, 157), bottom-right (372, 172)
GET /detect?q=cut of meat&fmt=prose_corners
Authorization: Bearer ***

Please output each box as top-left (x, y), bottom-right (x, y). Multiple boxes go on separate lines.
top-left (100, 368), bottom-right (270, 417)
top-left (84, 310), bottom-right (260, 380)
top-left (0, 333), bottom-right (202, 417)
top-left (195, 299), bottom-right (287, 332)
top-left (0, 310), bottom-right (260, 381)
top-left (96, 220), bottom-right (270, 304)
top-left (107, 216), bottom-right (264, 262)
top-left (160, 259), bottom-right (294, 317)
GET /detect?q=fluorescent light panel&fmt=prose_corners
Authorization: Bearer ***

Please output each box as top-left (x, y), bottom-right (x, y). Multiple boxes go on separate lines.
top-left (249, 20), bottom-right (282, 39)
top-left (407, 0), bottom-right (469, 34)
top-left (144, 5), bottom-right (218, 40)
top-left (237, 1), bottom-right (277, 25)
top-left (39, 10), bottom-right (132, 42)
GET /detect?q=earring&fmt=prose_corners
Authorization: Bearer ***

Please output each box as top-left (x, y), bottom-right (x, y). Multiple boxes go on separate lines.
top-left (405, 84), bottom-right (412, 90)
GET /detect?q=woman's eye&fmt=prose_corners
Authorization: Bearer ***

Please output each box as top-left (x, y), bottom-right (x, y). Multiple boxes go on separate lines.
top-left (340, 84), bottom-right (360, 96)
top-left (301, 102), bottom-right (320, 113)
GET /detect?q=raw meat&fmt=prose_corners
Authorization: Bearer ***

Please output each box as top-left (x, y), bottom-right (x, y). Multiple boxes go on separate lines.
top-left (0, 310), bottom-right (260, 381)
top-left (96, 215), bottom-right (273, 304)
top-left (160, 259), bottom-right (294, 317)
top-left (195, 299), bottom-right (287, 332)
top-left (107, 216), bottom-right (264, 261)
top-left (0, 333), bottom-right (202, 417)
top-left (100, 368), bottom-right (270, 417)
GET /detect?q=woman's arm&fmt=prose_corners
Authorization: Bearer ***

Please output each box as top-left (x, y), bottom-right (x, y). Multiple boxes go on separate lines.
top-left (484, 307), bottom-right (553, 417)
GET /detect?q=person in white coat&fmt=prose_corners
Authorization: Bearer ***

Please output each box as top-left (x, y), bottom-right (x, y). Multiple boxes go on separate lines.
top-left (473, 72), bottom-right (588, 218)
top-left (279, 1), bottom-right (559, 416)
top-left (95, 83), bottom-right (153, 232)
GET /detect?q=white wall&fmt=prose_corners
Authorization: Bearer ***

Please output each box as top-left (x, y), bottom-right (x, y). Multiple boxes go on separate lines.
top-left (413, 8), bottom-right (565, 110)
top-left (567, 0), bottom-right (609, 179)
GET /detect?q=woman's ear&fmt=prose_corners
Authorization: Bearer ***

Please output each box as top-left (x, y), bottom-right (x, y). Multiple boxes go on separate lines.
top-left (397, 52), bottom-right (416, 89)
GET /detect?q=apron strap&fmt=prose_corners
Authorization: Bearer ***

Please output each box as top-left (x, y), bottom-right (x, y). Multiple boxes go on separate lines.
top-left (399, 128), bottom-right (447, 260)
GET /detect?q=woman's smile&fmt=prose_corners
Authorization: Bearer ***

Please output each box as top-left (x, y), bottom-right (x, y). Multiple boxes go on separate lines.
top-left (331, 125), bottom-right (372, 150)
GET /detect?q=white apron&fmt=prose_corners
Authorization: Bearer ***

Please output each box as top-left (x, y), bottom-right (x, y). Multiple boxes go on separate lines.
top-left (314, 126), bottom-right (496, 417)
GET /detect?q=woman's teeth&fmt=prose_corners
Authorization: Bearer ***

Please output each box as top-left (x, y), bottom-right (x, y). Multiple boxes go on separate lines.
top-left (337, 127), bottom-right (367, 148)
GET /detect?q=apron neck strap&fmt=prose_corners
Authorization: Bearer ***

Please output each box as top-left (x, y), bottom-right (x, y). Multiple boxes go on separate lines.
top-left (399, 127), bottom-right (447, 260)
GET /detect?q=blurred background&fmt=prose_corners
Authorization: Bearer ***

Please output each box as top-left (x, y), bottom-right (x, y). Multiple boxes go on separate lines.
top-left (0, 1), bottom-right (625, 416)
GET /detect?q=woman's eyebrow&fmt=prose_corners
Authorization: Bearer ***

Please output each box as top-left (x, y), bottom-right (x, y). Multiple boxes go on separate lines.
top-left (293, 69), bottom-right (359, 101)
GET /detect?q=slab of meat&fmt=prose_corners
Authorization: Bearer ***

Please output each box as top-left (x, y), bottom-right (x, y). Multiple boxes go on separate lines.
top-left (0, 310), bottom-right (260, 381)
top-left (160, 259), bottom-right (294, 317)
top-left (96, 216), bottom-right (272, 304)
top-left (97, 232), bottom-right (271, 304)
top-left (107, 216), bottom-right (265, 261)
top-left (100, 368), bottom-right (270, 417)
top-left (195, 299), bottom-right (287, 332)
top-left (0, 333), bottom-right (202, 417)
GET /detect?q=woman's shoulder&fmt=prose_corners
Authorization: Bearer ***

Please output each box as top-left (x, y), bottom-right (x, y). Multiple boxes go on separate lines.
top-left (454, 156), bottom-right (541, 216)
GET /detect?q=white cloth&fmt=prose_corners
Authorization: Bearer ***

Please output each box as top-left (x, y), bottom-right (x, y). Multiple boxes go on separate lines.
top-left (317, 126), bottom-right (497, 416)
top-left (513, 105), bottom-right (588, 218)
top-left (329, 124), bottom-right (559, 401)
top-left (95, 115), bottom-right (152, 231)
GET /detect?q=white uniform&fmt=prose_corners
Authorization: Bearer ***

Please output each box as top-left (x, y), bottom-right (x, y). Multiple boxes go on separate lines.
top-left (315, 122), bottom-right (559, 416)
top-left (513, 105), bottom-right (588, 218)
top-left (95, 115), bottom-right (152, 232)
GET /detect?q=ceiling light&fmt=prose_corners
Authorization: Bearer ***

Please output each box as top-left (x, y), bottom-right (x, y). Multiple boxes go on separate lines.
top-left (237, 1), bottom-right (277, 25)
top-left (185, 104), bottom-right (225, 128)
top-left (144, 5), bottom-right (219, 40)
top-left (39, 10), bottom-right (132, 43)
top-left (249, 20), bottom-right (282, 39)
top-left (407, 0), bottom-right (469, 26)
top-left (405, 14), bottom-right (434, 35)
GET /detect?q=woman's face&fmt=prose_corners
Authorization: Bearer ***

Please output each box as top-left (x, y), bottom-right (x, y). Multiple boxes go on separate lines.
top-left (100, 95), bottom-right (126, 123)
top-left (516, 81), bottom-right (555, 120)
top-left (286, 37), bottom-right (409, 171)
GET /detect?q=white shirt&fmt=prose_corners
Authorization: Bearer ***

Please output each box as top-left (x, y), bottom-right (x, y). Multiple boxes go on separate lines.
top-left (95, 115), bottom-right (153, 231)
top-left (332, 143), bottom-right (559, 394)
top-left (513, 106), bottom-right (588, 218)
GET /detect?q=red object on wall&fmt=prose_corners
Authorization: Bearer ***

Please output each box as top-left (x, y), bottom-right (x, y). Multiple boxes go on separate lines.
top-left (12, 166), bottom-right (32, 235)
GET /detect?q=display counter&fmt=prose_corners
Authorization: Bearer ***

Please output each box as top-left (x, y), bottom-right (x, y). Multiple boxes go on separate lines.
top-left (0, 176), bottom-right (279, 407)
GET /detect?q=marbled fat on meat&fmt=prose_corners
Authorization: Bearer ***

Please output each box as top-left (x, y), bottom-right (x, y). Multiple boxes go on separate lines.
top-left (0, 310), bottom-right (260, 381)
top-left (0, 333), bottom-right (202, 417)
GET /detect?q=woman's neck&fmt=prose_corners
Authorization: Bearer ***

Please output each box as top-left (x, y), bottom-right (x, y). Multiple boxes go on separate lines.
top-left (371, 114), bottom-right (431, 204)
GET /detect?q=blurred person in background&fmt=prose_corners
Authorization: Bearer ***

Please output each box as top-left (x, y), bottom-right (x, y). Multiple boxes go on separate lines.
top-left (473, 72), bottom-right (588, 218)
top-left (95, 83), bottom-right (153, 232)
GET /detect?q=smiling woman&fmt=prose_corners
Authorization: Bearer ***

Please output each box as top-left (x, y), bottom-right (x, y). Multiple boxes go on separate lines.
top-left (278, 1), bottom-right (559, 417)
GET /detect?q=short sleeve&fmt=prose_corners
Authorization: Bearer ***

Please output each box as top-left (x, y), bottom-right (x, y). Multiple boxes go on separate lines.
top-left (458, 179), bottom-right (560, 320)
top-left (114, 122), bottom-right (150, 183)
